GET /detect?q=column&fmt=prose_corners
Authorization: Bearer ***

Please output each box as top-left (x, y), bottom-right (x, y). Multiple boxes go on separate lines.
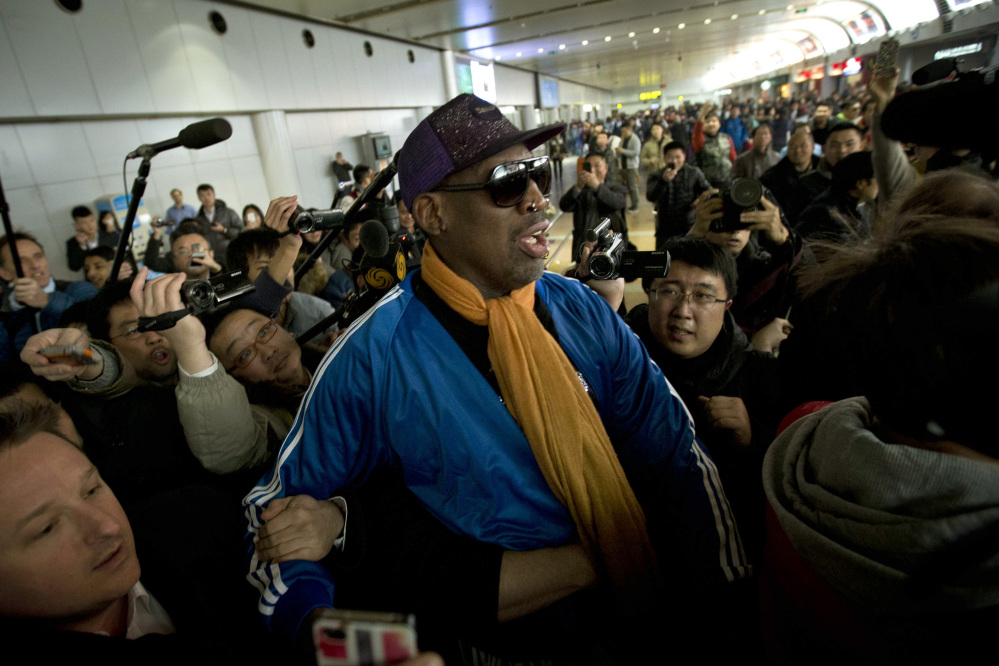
top-left (251, 110), bottom-right (301, 198)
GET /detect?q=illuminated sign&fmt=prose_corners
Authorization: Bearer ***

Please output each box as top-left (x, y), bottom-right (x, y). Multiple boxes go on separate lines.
top-left (830, 58), bottom-right (862, 77)
top-left (639, 90), bottom-right (663, 101)
top-left (935, 42), bottom-right (983, 60)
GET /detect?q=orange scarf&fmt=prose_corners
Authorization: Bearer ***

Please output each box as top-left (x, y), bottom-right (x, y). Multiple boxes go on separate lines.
top-left (421, 244), bottom-right (659, 592)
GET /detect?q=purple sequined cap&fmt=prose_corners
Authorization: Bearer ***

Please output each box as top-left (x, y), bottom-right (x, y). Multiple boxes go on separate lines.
top-left (398, 94), bottom-right (565, 210)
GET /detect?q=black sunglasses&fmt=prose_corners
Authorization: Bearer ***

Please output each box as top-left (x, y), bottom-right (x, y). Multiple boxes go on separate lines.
top-left (433, 156), bottom-right (551, 207)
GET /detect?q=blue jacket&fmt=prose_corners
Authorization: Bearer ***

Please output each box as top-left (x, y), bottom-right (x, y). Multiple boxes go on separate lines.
top-left (244, 270), bottom-right (748, 644)
top-left (0, 279), bottom-right (97, 361)
top-left (723, 117), bottom-right (748, 151)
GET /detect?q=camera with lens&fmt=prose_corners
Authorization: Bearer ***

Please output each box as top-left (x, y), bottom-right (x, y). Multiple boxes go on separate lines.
top-left (289, 206), bottom-right (347, 235)
top-left (709, 177), bottom-right (765, 233)
top-left (665, 161), bottom-right (678, 171)
top-left (150, 217), bottom-right (168, 228)
top-left (582, 161), bottom-right (593, 173)
top-left (181, 269), bottom-right (255, 315)
top-left (585, 218), bottom-right (671, 282)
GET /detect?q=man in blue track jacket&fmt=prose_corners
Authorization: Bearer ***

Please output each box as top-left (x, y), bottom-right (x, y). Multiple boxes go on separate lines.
top-left (244, 94), bottom-right (750, 657)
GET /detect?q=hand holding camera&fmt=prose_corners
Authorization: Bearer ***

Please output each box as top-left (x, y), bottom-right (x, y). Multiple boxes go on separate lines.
top-left (739, 196), bottom-right (787, 244)
top-left (130, 267), bottom-right (214, 374)
top-left (691, 189), bottom-right (723, 236)
top-left (661, 161), bottom-right (679, 183)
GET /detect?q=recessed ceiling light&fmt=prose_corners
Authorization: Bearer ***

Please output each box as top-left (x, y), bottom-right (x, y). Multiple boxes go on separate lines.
top-left (628, 31), bottom-right (635, 37)
top-left (759, 9), bottom-right (766, 15)
top-left (704, 18), bottom-right (711, 24)
top-left (604, 35), bottom-right (612, 41)
top-left (787, 4), bottom-right (793, 9)
top-left (678, 23), bottom-right (686, 29)
top-left (538, 48), bottom-right (544, 53)
top-left (496, 56), bottom-right (502, 60)
top-left (559, 44), bottom-right (566, 50)
top-left (516, 51), bottom-right (522, 57)
top-left (582, 39), bottom-right (589, 45)
top-left (653, 27), bottom-right (660, 33)
top-left (731, 14), bottom-right (738, 20)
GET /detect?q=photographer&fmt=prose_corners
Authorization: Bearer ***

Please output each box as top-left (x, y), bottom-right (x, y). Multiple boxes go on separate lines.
top-left (558, 153), bottom-right (627, 261)
top-left (689, 187), bottom-right (803, 333)
top-left (625, 237), bottom-right (786, 554)
top-left (646, 141), bottom-right (712, 248)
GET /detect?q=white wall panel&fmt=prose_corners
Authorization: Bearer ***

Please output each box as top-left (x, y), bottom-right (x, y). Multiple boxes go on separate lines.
top-left (250, 12), bottom-right (297, 111)
top-left (75, 0), bottom-right (156, 115)
top-left (126, 0), bottom-right (200, 114)
top-left (283, 19), bottom-right (322, 109)
top-left (217, 4), bottom-right (270, 111)
top-left (314, 27), bottom-right (345, 110)
top-left (230, 155), bottom-right (271, 208)
top-left (285, 113), bottom-right (314, 151)
top-left (173, 0), bottom-right (237, 112)
top-left (0, 18), bottom-right (35, 117)
top-left (0, 125), bottom-right (35, 189)
top-left (1, 0), bottom-right (101, 116)
top-left (494, 65), bottom-right (537, 106)
top-left (223, 115), bottom-right (260, 159)
top-left (82, 120), bottom-right (143, 179)
top-left (17, 123), bottom-right (98, 185)
top-left (332, 30), bottom-right (364, 104)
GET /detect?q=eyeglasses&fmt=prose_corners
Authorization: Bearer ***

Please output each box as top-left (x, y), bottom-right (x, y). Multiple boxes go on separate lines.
top-left (173, 244), bottom-right (204, 258)
top-left (432, 157), bottom-right (552, 207)
top-left (110, 325), bottom-right (142, 341)
top-left (228, 319), bottom-right (278, 371)
top-left (650, 287), bottom-right (727, 310)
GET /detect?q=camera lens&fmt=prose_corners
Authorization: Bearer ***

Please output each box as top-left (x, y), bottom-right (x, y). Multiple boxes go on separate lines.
top-left (589, 253), bottom-right (615, 280)
top-left (187, 281), bottom-right (215, 310)
top-left (728, 178), bottom-right (764, 208)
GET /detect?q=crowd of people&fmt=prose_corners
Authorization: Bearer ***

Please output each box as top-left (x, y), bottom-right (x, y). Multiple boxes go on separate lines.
top-left (0, 62), bottom-right (997, 665)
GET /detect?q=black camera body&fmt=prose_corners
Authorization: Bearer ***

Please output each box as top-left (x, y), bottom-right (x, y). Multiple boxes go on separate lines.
top-left (585, 218), bottom-right (671, 282)
top-left (290, 206), bottom-right (346, 234)
top-left (181, 269), bottom-right (255, 315)
top-left (582, 161), bottom-right (593, 173)
top-left (666, 161), bottom-right (678, 171)
top-left (709, 177), bottom-right (764, 233)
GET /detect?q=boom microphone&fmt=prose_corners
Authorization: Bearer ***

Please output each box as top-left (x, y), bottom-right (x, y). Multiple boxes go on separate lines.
top-left (911, 58), bottom-right (958, 86)
top-left (346, 152), bottom-right (399, 213)
top-left (359, 220), bottom-right (390, 258)
top-left (127, 118), bottom-right (233, 160)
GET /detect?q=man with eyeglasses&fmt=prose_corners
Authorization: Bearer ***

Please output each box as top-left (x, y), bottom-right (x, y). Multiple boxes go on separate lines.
top-left (244, 94), bottom-right (749, 660)
top-left (626, 237), bottom-right (786, 556)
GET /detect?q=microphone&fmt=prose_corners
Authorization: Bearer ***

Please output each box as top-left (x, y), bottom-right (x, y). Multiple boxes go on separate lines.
top-left (911, 58), bottom-right (958, 86)
top-left (127, 118), bottom-right (233, 160)
top-left (359, 220), bottom-right (390, 258)
top-left (346, 152), bottom-right (399, 213)
top-left (358, 221), bottom-right (404, 292)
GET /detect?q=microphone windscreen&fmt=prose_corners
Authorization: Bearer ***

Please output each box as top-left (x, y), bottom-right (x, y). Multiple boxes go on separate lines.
top-left (359, 220), bottom-right (390, 258)
top-left (178, 118), bottom-right (233, 150)
top-left (911, 59), bottom-right (957, 86)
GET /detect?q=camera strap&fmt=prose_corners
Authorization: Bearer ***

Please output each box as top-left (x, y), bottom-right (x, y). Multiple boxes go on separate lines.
top-left (137, 308), bottom-right (189, 332)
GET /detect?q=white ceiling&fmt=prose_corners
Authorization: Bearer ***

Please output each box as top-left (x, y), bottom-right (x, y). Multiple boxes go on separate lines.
top-left (237, 0), bottom-right (951, 96)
